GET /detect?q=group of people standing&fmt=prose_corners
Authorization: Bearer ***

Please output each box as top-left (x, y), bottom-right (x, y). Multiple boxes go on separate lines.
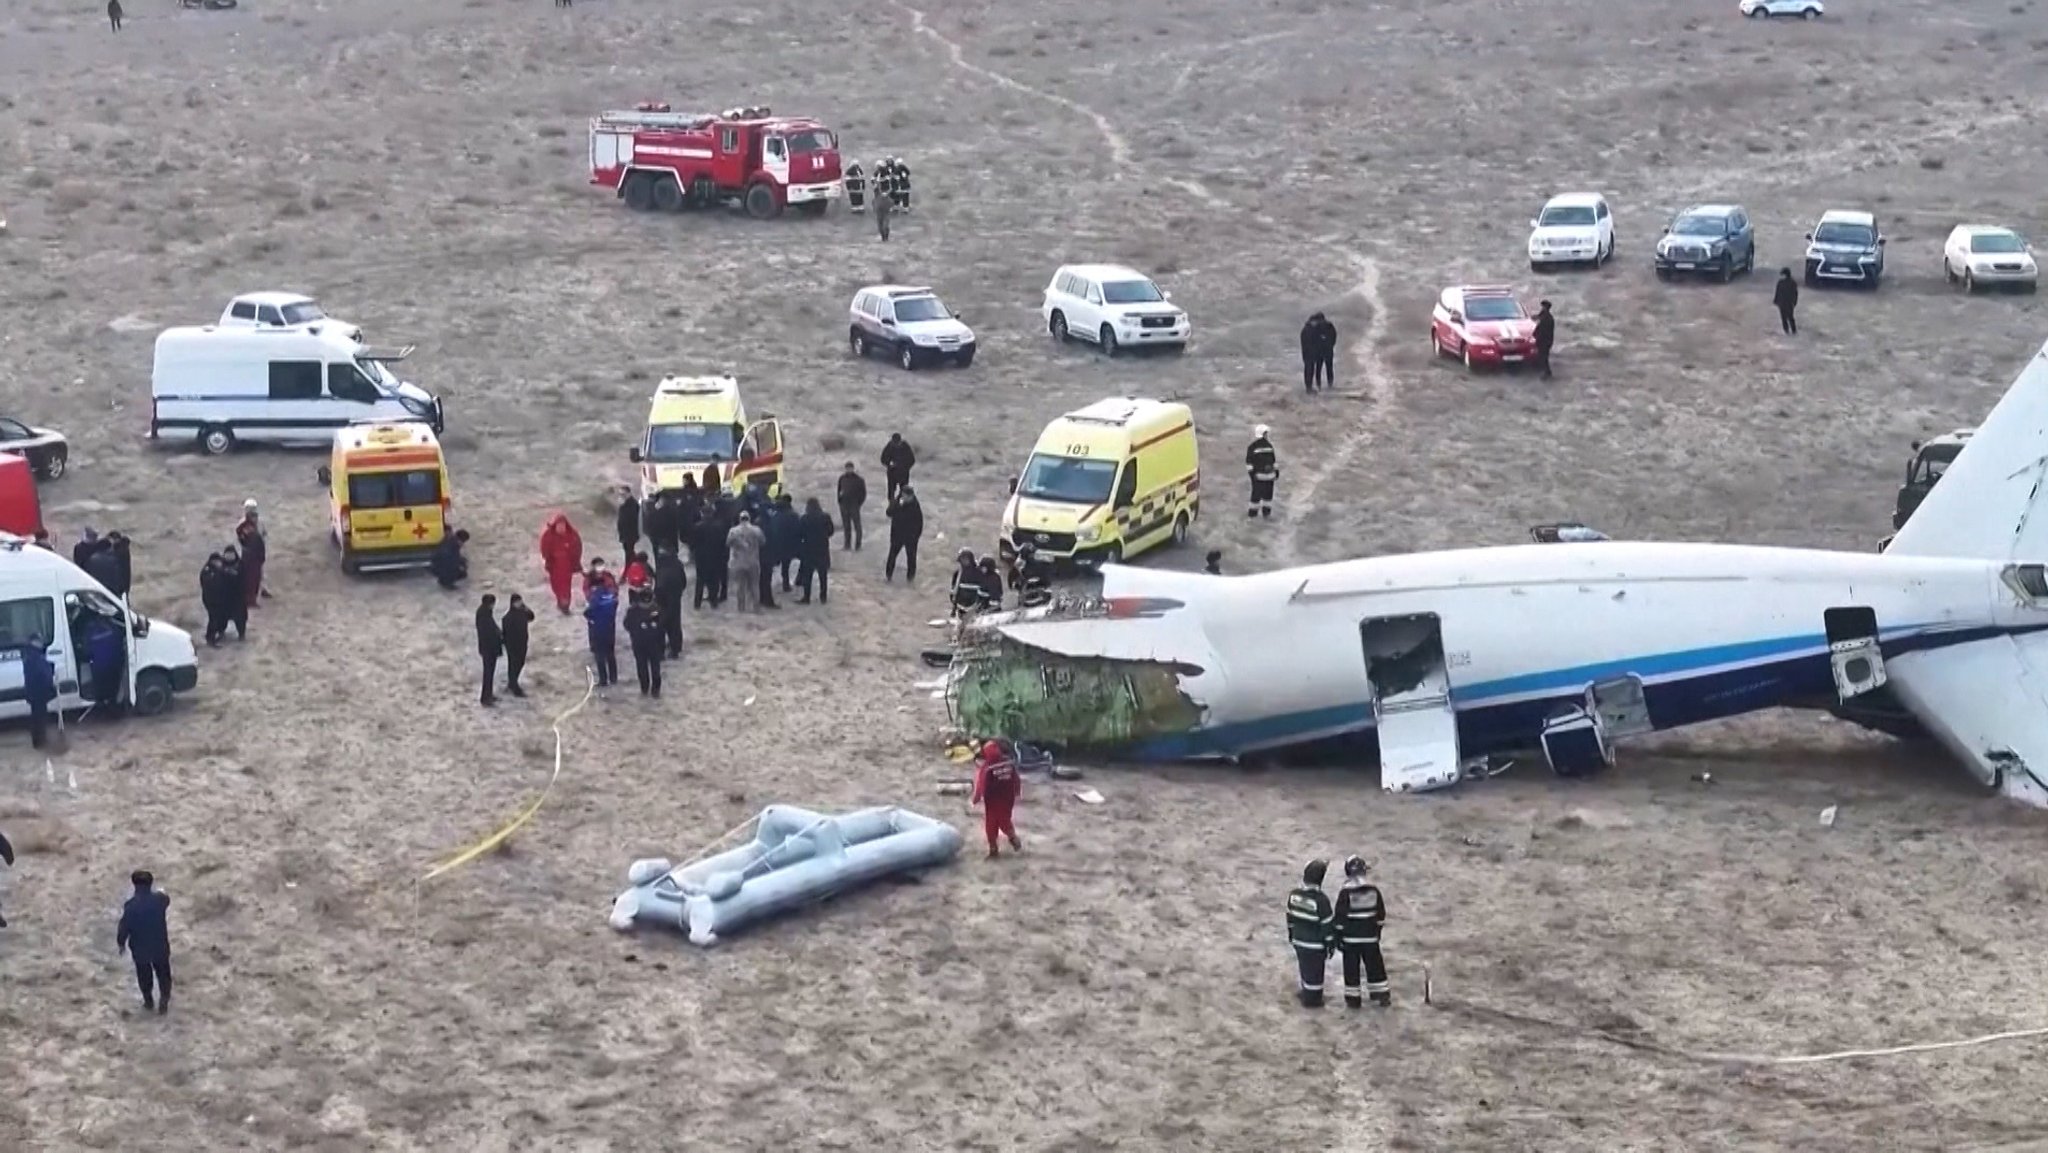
top-left (198, 500), bottom-right (268, 647)
top-left (1285, 856), bottom-right (1390, 1010)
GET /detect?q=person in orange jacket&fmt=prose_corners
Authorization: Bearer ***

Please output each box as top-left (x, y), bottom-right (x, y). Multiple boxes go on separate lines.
top-left (971, 740), bottom-right (1024, 859)
top-left (539, 514), bottom-right (583, 614)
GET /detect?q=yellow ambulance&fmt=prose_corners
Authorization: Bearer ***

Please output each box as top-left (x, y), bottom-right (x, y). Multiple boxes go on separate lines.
top-left (317, 421), bottom-right (452, 575)
top-left (999, 397), bottom-right (1200, 568)
top-left (628, 375), bottom-right (784, 498)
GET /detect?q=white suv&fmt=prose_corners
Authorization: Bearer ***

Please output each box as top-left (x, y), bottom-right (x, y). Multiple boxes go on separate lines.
top-left (848, 285), bottom-right (976, 370)
top-left (1527, 192), bottom-right (1615, 270)
top-left (1042, 264), bottom-right (1189, 355)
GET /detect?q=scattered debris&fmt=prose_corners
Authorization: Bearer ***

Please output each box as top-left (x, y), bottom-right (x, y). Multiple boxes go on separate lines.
top-left (1819, 805), bottom-right (1838, 828)
top-left (1692, 771), bottom-right (1714, 784)
top-left (742, 695), bottom-right (756, 707)
top-left (1073, 788), bottom-right (1104, 805)
top-left (936, 781), bottom-right (970, 796)
top-left (1049, 763), bottom-right (1083, 781)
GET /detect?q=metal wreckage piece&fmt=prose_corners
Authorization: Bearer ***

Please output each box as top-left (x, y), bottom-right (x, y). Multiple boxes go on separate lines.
top-left (944, 592), bottom-right (1207, 749)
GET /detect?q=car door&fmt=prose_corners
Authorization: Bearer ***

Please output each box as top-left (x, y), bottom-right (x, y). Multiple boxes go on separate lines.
top-left (1079, 279), bottom-right (1106, 340)
top-left (1732, 210), bottom-right (1753, 261)
top-left (872, 298), bottom-right (902, 352)
top-left (0, 593), bottom-right (75, 716)
top-left (737, 417), bottom-right (784, 494)
top-left (1436, 293), bottom-right (1465, 351)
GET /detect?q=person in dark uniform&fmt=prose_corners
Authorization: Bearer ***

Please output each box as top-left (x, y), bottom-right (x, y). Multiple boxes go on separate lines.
top-left (645, 491), bottom-right (680, 558)
top-left (1013, 543), bottom-right (1053, 607)
top-left (1312, 313), bottom-right (1338, 390)
top-left (888, 158), bottom-right (913, 211)
top-left (623, 588), bottom-right (665, 699)
top-left (18, 634), bottom-right (55, 749)
top-left (475, 594), bottom-right (502, 707)
top-left (116, 870), bottom-right (172, 1014)
top-left (690, 511), bottom-right (728, 609)
top-left (0, 827), bottom-right (13, 928)
top-left (501, 594), bottom-right (534, 698)
top-left (108, 0), bottom-right (122, 32)
top-left (1204, 549), bottom-right (1223, 575)
top-left (1285, 858), bottom-right (1335, 1008)
top-left (1299, 313), bottom-right (1326, 394)
top-left (1774, 268), bottom-right (1800, 335)
top-left (1332, 855), bottom-right (1390, 1008)
top-left (974, 556), bottom-right (1006, 611)
top-left (837, 462), bottom-right (867, 551)
top-left (1246, 425), bottom-right (1279, 519)
top-left (616, 490), bottom-right (642, 564)
top-left (585, 582), bottom-right (620, 688)
top-left (796, 497), bottom-right (835, 605)
top-left (430, 529), bottom-right (470, 590)
top-left (885, 486), bottom-right (924, 582)
top-left (653, 546), bottom-right (687, 656)
top-left (1532, 300), bottom-right (1556, 380)
top-left (768, 494), bottom-right (802, 593)
top-left (949, 549), bottom-right (983, 617)
top-left (880, 433), bottom-right (915, 502)
top-left (219, 546), bottom-right (248, 639)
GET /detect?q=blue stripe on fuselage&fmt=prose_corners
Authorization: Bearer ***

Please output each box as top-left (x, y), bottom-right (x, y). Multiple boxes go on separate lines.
top-left (1122, 623), bottom-right (2035, 761)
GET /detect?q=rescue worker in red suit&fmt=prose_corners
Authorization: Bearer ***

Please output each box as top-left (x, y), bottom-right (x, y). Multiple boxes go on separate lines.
top-left (539, 514), bottom-right (583, 614)
top-left (970, 740), bottom-right (1024, 859)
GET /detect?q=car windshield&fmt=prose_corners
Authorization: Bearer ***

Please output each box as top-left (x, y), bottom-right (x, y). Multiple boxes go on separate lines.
top-left (1673, 215), bottom-right (1727, 237)
top-left (1100, 280), bottom-right (1163, 305)
top-left (1540, 205), bottom-right (1596, 226)
top-left (893, 296), bottom-right (949, 322)
top-left (784, 129), bottom-right (834, 153)
top-left (354, 358), bottom-right (396, 389)
top-left (1970, 232), bottom-right (2025, 254)
top-left (279, 301), bottom-right (327, 324)
top-left (646, 422), bottom-right (739, 462)
top-left (1814, 221), bottom-right (1875, 246)
top-left (1463, 296), bottom-right (1524, 322)
top-left (1018, 453), bottom-right (1117, 504)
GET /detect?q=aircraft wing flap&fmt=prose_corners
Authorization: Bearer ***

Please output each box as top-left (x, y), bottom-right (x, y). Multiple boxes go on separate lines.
top-left (1886, 635), bottom-right (2048, 806)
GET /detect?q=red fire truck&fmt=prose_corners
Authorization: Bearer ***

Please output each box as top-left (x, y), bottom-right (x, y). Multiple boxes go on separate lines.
top-left (588, 103), bottom-right (845, 220)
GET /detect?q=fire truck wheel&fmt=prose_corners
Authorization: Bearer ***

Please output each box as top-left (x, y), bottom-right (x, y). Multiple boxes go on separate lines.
top-left (651, 177), bottom-right (684, 212)
top-left (744, 182), bottom-right (780, 220)
top-left (622, 173), bottom-right (655, 212)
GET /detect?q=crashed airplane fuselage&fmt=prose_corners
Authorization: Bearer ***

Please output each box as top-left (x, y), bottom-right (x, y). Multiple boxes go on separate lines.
top-left (948, 338), bottom-right (2048, 808)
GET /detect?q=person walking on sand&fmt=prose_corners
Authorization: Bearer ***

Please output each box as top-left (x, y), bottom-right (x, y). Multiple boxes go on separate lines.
top-left (235, 500), bottom-right (269, 607)
top-left (1774, 268), bottom-right (1800, 335)
top-left (970, 740), bottom-right (1024, 859)
top-left (475, 593), bottom-right (503, 707)
top-left (540, 513), bottom-right (583, 614)
top-left (500, 593), bottom-right (533, 698)
top-left (836, 461), bottom-right (867, 551)
top-left (116, 870), bottom-right (173, 1014)
top-left (1532, 300), bottom-right (1556, 380)
top-left (108, 0), bottom-right (122, 33)
top-left (584, 581), bottom-right (620, 688)
top-left (0, 827), bottom-right (14, 929)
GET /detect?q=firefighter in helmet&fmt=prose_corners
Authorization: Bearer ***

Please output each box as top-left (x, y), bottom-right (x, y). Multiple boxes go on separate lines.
top-left (886, 156), bottom-right (913, 211)
top-left (1284, 858), bottom-right (1335, 1007)
top-left (1012, 543), bottom-right (1053, 608)
top-left (843, 160), bottom-right (868, 213)
top-left (1331, 855), bottom-right (1390, 1007)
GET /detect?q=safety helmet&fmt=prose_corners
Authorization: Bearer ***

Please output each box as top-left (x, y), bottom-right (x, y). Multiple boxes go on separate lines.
top-left (1254, 424), bottom-right (1270, 438)
top-left (1344, 855), bottom-right (1368, 878)
top-left (1301, 858), bottom-right (1329, 887)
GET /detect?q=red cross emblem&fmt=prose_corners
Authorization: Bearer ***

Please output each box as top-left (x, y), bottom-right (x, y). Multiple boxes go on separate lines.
top-left (413, 522), bottom-right (430, 539)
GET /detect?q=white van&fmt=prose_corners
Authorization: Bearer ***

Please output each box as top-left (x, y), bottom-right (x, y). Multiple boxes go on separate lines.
top-left (150, 325), bottom-right (443, 456)
top-left (0, 535), bottom-right (199, 719)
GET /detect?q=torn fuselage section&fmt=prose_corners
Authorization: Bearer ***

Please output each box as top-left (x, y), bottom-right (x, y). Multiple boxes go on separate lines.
top-left (945, 597), bottom-right (1216, 754)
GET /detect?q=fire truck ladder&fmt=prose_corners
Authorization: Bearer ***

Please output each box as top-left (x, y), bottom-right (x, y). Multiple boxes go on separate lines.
top-left (597, 109), bottom-right (717, 131)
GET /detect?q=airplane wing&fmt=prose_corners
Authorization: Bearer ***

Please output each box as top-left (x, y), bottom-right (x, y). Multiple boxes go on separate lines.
top-left (1885, 634), bottom-right (2048, 806)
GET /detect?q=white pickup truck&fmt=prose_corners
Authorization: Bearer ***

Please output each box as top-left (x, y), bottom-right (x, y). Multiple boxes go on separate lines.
top-left (216, 292), bottom-right (361, 342)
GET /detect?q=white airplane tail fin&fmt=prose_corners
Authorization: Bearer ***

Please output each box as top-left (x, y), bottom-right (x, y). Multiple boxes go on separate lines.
top-left (1887, 339), bottom-right (2048, 560)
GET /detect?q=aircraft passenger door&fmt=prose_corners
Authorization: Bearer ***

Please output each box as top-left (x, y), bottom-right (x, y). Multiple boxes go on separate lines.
top-left (1825, 606), bottom-right (1887, 699)
top-left (1360, 614), bottom-right (1463, 794)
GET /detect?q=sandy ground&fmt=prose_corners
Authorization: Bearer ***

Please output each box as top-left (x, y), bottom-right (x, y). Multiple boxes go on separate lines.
top-left (4, 0), bottom-right (2048, 1148)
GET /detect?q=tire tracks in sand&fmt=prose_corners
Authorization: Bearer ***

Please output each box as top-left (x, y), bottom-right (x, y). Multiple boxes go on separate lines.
top-left (888, 1), bottom-right (1396, 570)
top-left (889, 6), bottom-right (1397, 1147)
